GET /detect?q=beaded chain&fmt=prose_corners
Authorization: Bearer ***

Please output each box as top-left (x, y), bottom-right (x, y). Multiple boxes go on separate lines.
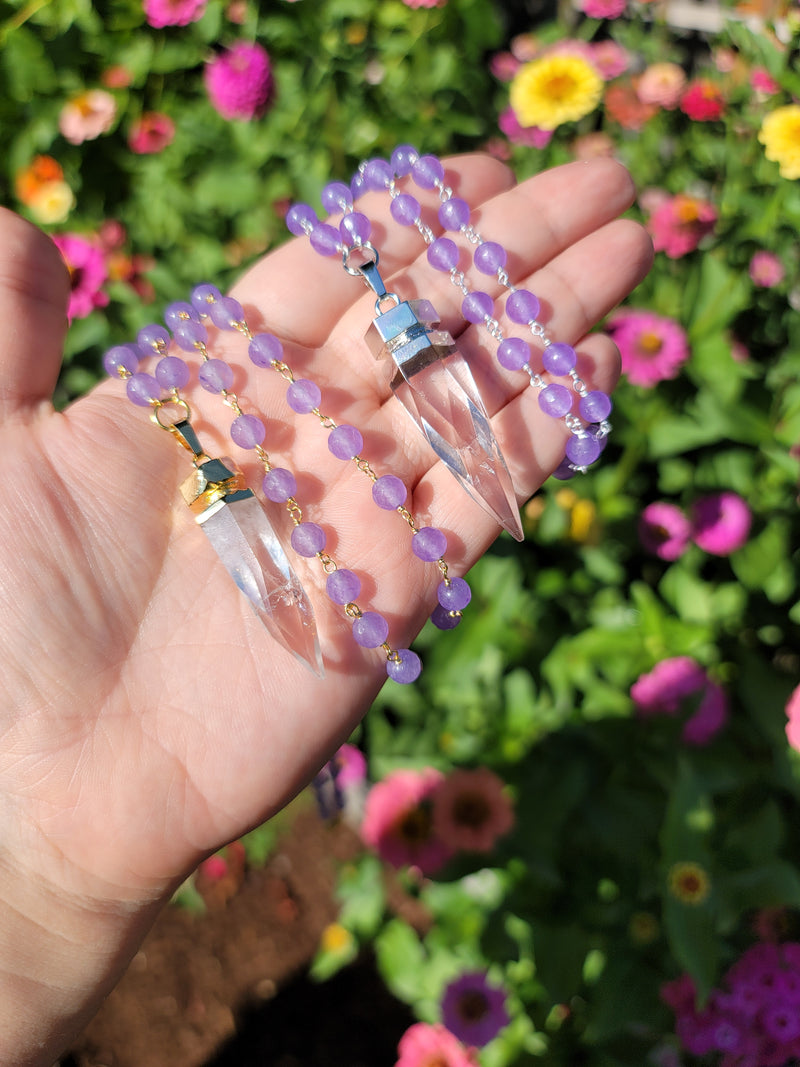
top-left (286, 145), bottom-right (613, 479)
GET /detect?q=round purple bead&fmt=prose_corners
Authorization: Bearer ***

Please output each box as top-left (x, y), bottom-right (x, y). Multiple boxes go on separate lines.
top-left (263, 467), bottom-right (297, 502)
top-left (350, 170), bottom-right (368, 200)
top-left (164, 301), bottom-right (200, 330)
top-left (286, 378), bottom-right (322, 414)
top-left (137, 323), bottom-right (170, 354)
top-left (412, 526), bottom-right (447, 561)
top-left (462, 291), bottom-right (494, 324)
top-left (543, 341), bottom-right (577, 376)
top-left (249, 332), bottom-right (283, 368)
top-left (474, 241), bottom-right (507, 275)
top-left (126, 372), bottom-right (161, 407)
top-left (173, 319), bottom-right (209, 352)
top-left (363, 158), bottom-right (393, 191)
top-left (208, 296), bottom-right (244, 330)
top-left (506, 289), bottom-right (541, 324)
top-left (580, 390), bottom-right (613, 423)
top-left (386, 649), bottom-right (422, 684)
top-left (339, 211), bottom-right (371, 245)
top-left (390, 193), bottom-right (421, 226)
top-left (438, 197), bottom-right (470, 231)
top-left (321, 181), bottom-right (353, 215)
top-left (326, 568), bottom-right (361, 605)
top-left (198, 358), bottom-right (234, 393)
top-left (230, 413), bottom-right (266, 449)
top-left (438, 576), bottom-right (471, 611)
top-left (155, 355), bottom-right (190, 390)
top-left (372, 474), bottom-right (407, 510)
top-left (497, 336), bottom-right (531, 371)
top-left (103, 344), bottom-right (139, 377)
top-left (539, 383), bottom-right (573, 418)
top-left (551, 457), bottom-right (576, 481)
top-left (353, 611), bottom-right (389, 649)
top-left (565, 433), bottom-right (602, 467)
top-left (427, 237), bottom-right (459, 273)
top-left (190, 283), bottom-right (222, 311)
top-left (431, 604), bottom-right (462, 631)
top-left (309, 223), bottom-right (341, 257)
top-left (291, 522), bottom-right (326, 557)
top-left (286, 203), bottom-right (318, 237)
top-left (328, 424), bottom-right (363, 460)
top-left (411, 154), bottom-right (444, 190)
top-left (390, 144), bottom-right (418, 177)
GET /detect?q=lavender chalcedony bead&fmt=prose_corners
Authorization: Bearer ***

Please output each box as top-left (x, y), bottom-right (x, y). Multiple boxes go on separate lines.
top-left (431, 603), bottom-right (462, 630)
top-left (309, 223), bottom-right (341, 257)
top-left (287, 378), bottom-right (322, 414)
top-left (462, 291), bottom-right (494, 324)
top-left (543, 341), bottom-right (577, 376)
top-left (328, 424), bottom-right (363, 460)
top-left (551, 457), bottom-right (577, 481)
top-left (438, 576), bottom-right (471, 611)
top-left (390, 144), bottom-right (418, 177)
top-left (103, 344), bottom-right (139, 377)
top-left (164, 301), bottom-right (200, 330)
top-left (352, 611), bottom-right (389, 648)
top-left (411, 154), bottom-right (444, 190)
top-left (262, 467), bottom-right (297, 502)
top-left (208, 296), bottom-right (244, 330)
top-left (198, 358), bottom-right (234, 393)
top-left (497, 336), bottom-right (531, 371)
top-left (390, 193), bottom-right (421, 226)
top-left (539, 383), bottom-right (573, 418)
top-left (350, 170), bottom-right (368, 199)
top-left (565, 433), bottom-right (602, 467)
top-left (321, 181), bottom-right (353, 214)
top-left (155, 355), bottom-right (190, 389)
top-left (438, 197), bottom-right (470, 231)
top-left (386, 648), bottom-right (422, 684)
top-left (363, 158), bottom-right (393, 191)
top-left (126, 372), bottom-right (161, 407)
top-left (173, 319), bottom-right (209, 352)
top-left (427, 237), bottom-right (459, 272)
top-left (286, 203), bottom-right (318, 237)
top-left (580, 390), bottom-right (613, 423)
top-left (326, 568), bottom-right (361, 605)
top-left (249, 332), bottom-right (283, 368)
top-left (474, 241), bottom-right (507, 275)
top-left (340, 212), bottom-right (371, 245)
top-left (137, 323), bottom-right (170, 353)
top-left (190, 284), bottom-right (222, 311)
top-left (412, 526), bottom-right (447, 561)
top-left (372, 474), bottom-right (407, 510)
top-left (230, 413), bottom-right (266, 449)
top-left (506, 289), bottom-right (541, 324)
top-left (291, 522), bottom-right (326, 557)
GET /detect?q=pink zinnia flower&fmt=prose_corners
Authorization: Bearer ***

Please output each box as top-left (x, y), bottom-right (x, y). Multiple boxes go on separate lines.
top-left (648, 194), bottom-right (717, 258)
top-left (401, 0), bottom-right (446, 7)
top-left (581, 0), bottom-right (627, 17)
top-left (361, 768), bottom-right (453, 874)
top-left (636, 62), bottom-right (687, 109)
top-left (690, 492), bottom-right (751, 555)
top-left (639, 502), bottom-right (692, 560)
top-left (751, 66), bottom-right (780, 96)
top-left (604, 80), bottom-right (658, 129)
top-left (334, 743), bottom-right (367, 789)
top-left (679, 79), bottom-right (725, 121)
top-left (58, 89), bottom-right (116, 145)
top-left (142, 0), bottom-right (206, 27)
top-left (395, 1023), bottom-right (478, 1067)
top-left (631, 656), bottom-right (729, 745)
top-left (432, 767), bottom-right (514, 853)
top-left (608, 310), bottom-right (690, 387)
top-left (749, 250), bottom-right (784, 288)
top-left (786, 684), bottom-right (800, 753)
top-left (499, 107), bottom-right (553, 148)
top-left (204, 41), bottom-right (273, 121)
top-left (589, 40), bottom-right (630, 80)
top-left (490, 52), bottom-right (521, 82)
top-left (51, 233), bottom-right (109, 320)
top-left (442, 972), bottom-right (510, 1047)
top-left (128, 112), bottom-right (176, 154)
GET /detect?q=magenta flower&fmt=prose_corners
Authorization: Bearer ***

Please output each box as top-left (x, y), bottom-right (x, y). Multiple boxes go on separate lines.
top-left (128, 112), bottom-right (176, 154)
top-left (204, 42), bottom-right (273, 121)
top-left (142, 0), bottom-right (206, 27)
top-left (432, 767), bottom-right (514, 853)
top-left (401, 0), bottom-right (447, 7)
top-left (690, 492), bottom-right (751, 555)
top-left (51, 233), bottom-right (109, 320)
top-left (648, 194), bottom-right (717, 259)
top-left (442, 972), bottom-right (510, 1048)
top-left (631, 656), bottom-right (729, 746)
top-left (361, 768), bottom-right (453, 874)
top-left (607, 309), bottom-right (690, 387)
top-left (639, 502), bottom-right (692, 560)
top-left (749, 250), bottom-right (784, 288)
top-left (498, 107), bottom-right (553, 148)
top-left (580, 0), bottom-right (627, 16)
top-left (395, 1023), bottom-right (478, 1067)
top-left (786, 684), bottom-right (800, 753)
top-left (751, 66), bottom-right (780, 96)
top-left (334, 743), bottom-right (367, 789)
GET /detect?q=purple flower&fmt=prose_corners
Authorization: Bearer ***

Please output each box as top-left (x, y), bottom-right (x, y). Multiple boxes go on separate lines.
top-left (639, 502), bottom-right (691, 560)
top-left (204, 42), bottom-right (273, 121)
top-left (631, 656), bottom-right (729, 746)
top-left (441, 971), bottom-right (510, 1048)
top-left (142, 0), bottom-right (206, 27)
top-left (691, 491), bottom-right (751, 555)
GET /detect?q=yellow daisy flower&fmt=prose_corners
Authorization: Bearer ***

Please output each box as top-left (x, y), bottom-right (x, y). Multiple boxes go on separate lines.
top-left (759, 104), bottom-right (800, 180)
top-left (667, 861), bottom-right (711, 905)
top-left (510, 53), bottom-right (603, 131)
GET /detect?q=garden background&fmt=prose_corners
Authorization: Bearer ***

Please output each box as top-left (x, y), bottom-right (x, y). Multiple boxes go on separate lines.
top-left (4, 0), bottom-right (800, 1064)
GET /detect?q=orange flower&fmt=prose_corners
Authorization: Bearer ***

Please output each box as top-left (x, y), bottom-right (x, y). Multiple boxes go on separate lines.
top-left (14, 155), bottom-right (64, 203)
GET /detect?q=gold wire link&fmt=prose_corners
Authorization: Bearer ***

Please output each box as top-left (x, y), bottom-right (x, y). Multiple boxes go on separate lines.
top-left (233, 321), bottom-right (251, 339)
top-left (354, 457), bottom-right (378, 481)
top-left (220, 389), bottom-right (244, 417)
top-left (272, 360), bottom-right (295, 383)
top-left (396, 506), bottom-right (419, 534)
top-left (254, 444), bottom-right (271, 469)
top-left (383, 643), bottom-right (400, 662)
top-left (318, 552), bottom-right (337, 574)
top-left (312, 408), bottom-right (337, 430)
top-left (285, 497), bottom-right (303, 524)
top-left (437, 558), bottom-right (450, 583)
top-left (344, 602), bottom-right (363, 619)
top-left (151, 396), bottom-right (192, 430)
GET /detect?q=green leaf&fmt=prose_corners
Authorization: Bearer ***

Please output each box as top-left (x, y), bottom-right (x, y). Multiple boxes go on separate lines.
top-left (374, 918), bottom-right (427, 1004)
top-left (531, 920), bottom-right (590, 1003)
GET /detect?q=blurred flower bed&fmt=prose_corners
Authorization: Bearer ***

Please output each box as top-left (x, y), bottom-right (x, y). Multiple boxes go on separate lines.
top-left (4, 0), bottom-right (800, 1064)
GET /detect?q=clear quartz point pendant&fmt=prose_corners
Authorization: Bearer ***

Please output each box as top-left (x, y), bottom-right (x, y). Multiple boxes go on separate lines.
top-left (170, 419), bottom-right (324, 676)
top-left (359, 261), bottom-right (523, 541)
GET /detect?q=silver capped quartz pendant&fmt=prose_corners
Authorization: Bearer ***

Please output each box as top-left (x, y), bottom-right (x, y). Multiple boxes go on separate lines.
top-left (359, 260), bottom-right (523, 541)
top-left (167, 418), bottom-right (324, 676)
